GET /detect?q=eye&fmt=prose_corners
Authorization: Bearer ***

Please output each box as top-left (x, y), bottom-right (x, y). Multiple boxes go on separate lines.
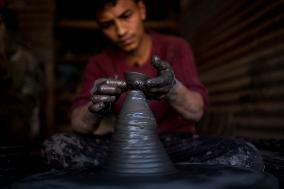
top-left (120, 11), bottom-right (133, 20)
top-left (99, 21), bottom-right (113, 30)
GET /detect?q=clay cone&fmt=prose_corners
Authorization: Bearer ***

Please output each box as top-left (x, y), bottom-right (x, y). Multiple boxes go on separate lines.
top-left (103, 72), bottom-right (177, 176)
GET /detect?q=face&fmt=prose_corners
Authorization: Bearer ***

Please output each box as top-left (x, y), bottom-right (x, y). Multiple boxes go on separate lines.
top-left (96, 0), bottom-right (146, 53)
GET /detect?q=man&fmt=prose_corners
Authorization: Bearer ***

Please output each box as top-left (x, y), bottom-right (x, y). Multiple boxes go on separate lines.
top-left (42, 0), bottom-right (264, 170)
top-left (0, 6), bottom-right (42, 143)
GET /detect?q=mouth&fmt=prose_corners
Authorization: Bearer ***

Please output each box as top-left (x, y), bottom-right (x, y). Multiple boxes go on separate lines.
top-left (119, 36), bottom-right (135, 47)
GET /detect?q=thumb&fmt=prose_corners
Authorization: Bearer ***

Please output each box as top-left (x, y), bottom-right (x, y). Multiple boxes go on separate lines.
top-left (151, 56), bottom-right (170, 71)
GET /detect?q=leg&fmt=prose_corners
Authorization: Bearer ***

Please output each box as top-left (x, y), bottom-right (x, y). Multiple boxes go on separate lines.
top-left (41, 133), bottom-right (111, 169)
top-left (160, 135), bottom-right (264, 171)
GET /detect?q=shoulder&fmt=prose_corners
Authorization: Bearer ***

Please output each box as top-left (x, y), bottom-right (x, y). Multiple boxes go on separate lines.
top-left (88, 50), bottom-right (109, 64)
top-left (151, 32), bottom-right (193, 62)
top-left (151, 32), bottom-right (189, 49)
top-left (86, 49), bottom-right (112, 69)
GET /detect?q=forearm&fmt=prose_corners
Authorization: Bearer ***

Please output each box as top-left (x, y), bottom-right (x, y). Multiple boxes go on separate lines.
top-left (71, 102), bottom-right (102, 134)
top-left (166, 81), bottom-right (204, 122)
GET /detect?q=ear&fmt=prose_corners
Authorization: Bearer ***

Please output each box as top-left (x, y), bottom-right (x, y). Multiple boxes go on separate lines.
top-left (137, 0), bottom-right (146, 20)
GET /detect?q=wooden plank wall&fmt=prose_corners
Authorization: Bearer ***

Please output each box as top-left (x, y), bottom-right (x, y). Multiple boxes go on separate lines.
top-left (9, 0), bottom-right (55, 137)
top-left (191, 0), bottom-right (284, 139)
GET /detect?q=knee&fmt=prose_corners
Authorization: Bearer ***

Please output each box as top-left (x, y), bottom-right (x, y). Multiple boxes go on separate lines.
top-left (41, 133), bottom-right (81, 168)
top-left (242, 141), bottom-right (265, 171)
top-left (41, 133), bottom-right (77, 159)
top-left (230, 139), bottom-right (264, 171)
top-left (42, 134), bottom-right (66, 151)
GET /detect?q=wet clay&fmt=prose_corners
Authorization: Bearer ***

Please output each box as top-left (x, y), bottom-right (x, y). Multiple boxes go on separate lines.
top-left (103, 72), bottom-right (177, 176)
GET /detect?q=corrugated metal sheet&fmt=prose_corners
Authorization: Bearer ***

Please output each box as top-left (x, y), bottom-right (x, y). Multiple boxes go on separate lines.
top-left (191, 0), bottom-right (284, 139)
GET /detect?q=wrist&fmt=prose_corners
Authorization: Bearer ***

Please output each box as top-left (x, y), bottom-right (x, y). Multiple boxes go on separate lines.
top-left (166, 79), bottom-right (182, 101)
top-left (71, 104), bottom-right (98, 134)
top-left (87, 102), bottom-right (105, 120)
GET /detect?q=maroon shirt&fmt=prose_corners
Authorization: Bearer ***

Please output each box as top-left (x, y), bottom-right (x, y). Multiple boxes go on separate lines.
top-left (72, 32), bottom-right (208, 134)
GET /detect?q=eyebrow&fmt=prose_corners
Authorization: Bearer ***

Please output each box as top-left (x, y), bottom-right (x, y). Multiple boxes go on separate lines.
top-left (98, 7), bottom-right (133, 24)
top-left (118, 9), bottom-right (132, 18)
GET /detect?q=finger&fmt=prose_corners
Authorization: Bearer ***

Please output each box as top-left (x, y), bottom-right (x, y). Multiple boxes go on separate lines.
top-left (95, 78), bottom-right (108, 84)
top-left (88, 102), bottom-right (105, 113)
top-left (92, 95), bottom-right (116, 103)
top-left (91, 78), bottom-right (126, 94)
top-left (148, 85), bottom-right (171, 94)
top-left (91, 78), bottom-right (108, 94)
top-left (97, 84), bottom-right (122, 94)
top-left (151, 56), bottom-right (170, 71)
top-left (105, 79), bottom-right (127, 89)
top-left (146, 76), bottom-right (167, 87)
top-left (145, 92), bottom-right (164, 100)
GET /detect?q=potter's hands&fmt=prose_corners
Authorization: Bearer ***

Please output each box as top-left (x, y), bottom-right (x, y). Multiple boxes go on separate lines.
top-left (88, 77), bottom-right (127, 115)
top-left (145, 56), bottom-right (177, 99)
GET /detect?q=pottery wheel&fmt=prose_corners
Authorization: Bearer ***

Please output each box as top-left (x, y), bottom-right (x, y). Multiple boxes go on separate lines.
top-left (9, 163), bottom-right (278, 189)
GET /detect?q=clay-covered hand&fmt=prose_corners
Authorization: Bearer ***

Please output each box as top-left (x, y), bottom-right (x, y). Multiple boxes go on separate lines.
top-left (88, 77), bottom-right (127, 115)
top-left (145, 56), bottom-right (176, 99)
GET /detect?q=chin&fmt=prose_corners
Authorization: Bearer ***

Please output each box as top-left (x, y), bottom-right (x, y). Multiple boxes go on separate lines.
top-left (121, 44), bottom-right (138, 53)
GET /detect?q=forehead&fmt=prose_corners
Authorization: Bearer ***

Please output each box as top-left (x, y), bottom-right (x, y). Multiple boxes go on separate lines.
top-left (96, 0), bottom-right (138, 21)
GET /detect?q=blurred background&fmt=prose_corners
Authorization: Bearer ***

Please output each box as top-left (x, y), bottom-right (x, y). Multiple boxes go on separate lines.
top-left (0, 0), bottom-right (283, 187)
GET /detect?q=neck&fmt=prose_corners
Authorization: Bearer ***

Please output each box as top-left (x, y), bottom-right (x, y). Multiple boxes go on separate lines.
top-left (125, 33), bottom-right (152, 67)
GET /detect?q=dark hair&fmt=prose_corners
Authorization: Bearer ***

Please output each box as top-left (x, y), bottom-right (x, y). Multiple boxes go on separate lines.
top-left (93, 0), bottom-right (140, 13)
top-left (0, 6), bottom-right (18, 31)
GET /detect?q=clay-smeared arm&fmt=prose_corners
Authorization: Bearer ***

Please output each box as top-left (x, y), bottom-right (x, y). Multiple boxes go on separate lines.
top-left (146, 56), bottom-right (204, 122)
top-left (166, 80), bottom-right (204, 122)
top-left (71, 102), bottom-right (103, 134)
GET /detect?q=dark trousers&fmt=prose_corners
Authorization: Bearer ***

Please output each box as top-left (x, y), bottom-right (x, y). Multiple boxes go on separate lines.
top-left (41, 133), bottom-right (264, 171)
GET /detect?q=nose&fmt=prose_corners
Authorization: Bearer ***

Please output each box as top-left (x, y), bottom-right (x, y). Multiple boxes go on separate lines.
top-left (115, 21), bottom-right (126, 37)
